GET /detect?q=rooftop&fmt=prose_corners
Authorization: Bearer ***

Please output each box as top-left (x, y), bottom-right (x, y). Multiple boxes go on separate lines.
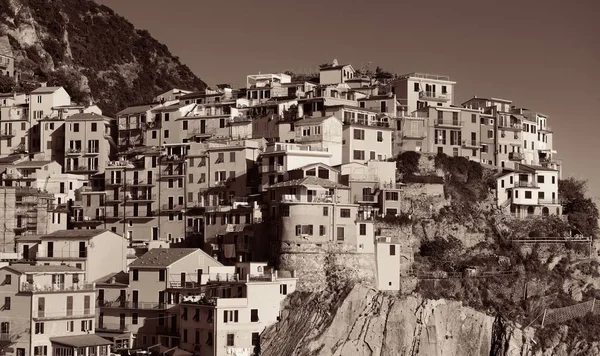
top-left (14, 160), bottom-right (52, 168)
top-left (65, 112), bottom-right (112, 121)
top-left (5, 264), bottom-right (83, 274)
top-left (129, 248), bottom-right (203, 268)
top-left (15, 234), bottom-right (43, 242)
top-left (116, 104), bottom-right (156, 116)
top-left (294, 116), bottom-right (334, 126)
top-left (268, 176), bottom-right (349, 189)
top-left (94, 271), bottom-right (129, 286)
top-left (43, 229), bottom-right (109, 240)
top-left (31, 86), bottom-right (62, 94)
top-left (50, 335), bottom-right (112, 348)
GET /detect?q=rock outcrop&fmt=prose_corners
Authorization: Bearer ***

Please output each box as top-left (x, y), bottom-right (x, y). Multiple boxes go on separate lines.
top-left (261, 284), bottom-right (535, 356)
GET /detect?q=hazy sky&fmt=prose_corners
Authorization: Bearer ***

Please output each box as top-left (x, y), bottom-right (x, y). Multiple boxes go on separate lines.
top-left (97, 0), bottom-right (600, 199)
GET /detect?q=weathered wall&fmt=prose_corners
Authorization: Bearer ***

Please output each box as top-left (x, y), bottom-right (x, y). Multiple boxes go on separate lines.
top-left (278, 243), bottom-right (376, 291)
top-left (260, 284), bottom-right (536, 356)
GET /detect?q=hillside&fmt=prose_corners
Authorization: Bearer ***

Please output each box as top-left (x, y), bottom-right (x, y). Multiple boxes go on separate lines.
top-left (0, 0), bottom-right (206, 115)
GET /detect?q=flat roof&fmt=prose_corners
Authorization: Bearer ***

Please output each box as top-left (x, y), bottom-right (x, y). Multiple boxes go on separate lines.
top-left (50, 335), bottom-right (112, 348)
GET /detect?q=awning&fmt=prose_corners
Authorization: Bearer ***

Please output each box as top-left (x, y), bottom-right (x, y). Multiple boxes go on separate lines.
top-left (50, 335), bottom-right (112, 348)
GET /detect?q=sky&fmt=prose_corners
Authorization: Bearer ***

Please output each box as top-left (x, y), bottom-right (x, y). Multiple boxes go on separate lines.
top-left (97, 0), bottom-right (600, 200)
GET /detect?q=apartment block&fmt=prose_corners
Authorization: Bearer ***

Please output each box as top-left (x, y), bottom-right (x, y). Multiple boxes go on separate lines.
top-left (318, 59), bottom-right (356, 85)
top-left (64, 113), bottom-right (115, 179)
top-left (177, 262), bottom-right (297, 356)
top-left (97, 249), bottom-right (222, 349)
top-left (0, 93), bottom-right (29, 155)
top-left (294, 116), bottom-right (343, 165)
top-left (391, 72), bottom-right (455, 113)
top-left (0, 264), bottom-right (109, 356)
top-left (29, 87), bottom-right (71, 153)
top-left (496, 163), bottom-right (561, 218)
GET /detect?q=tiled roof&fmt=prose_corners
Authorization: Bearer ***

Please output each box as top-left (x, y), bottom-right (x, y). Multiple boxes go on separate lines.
top-left (65, 112), bottom-right (111, 121)
top-left (294, 116), bottom-right (332, 126)
top-left (116, 104), bottom-right (156, 116)
top-left (94, 271), bottom-right (129, 286)
top-left (50, 335), bottom-right (112, 348)
top-left (320, 64), bottom-right (351, 71)
top-left (15, 234), bottom-right (43, 242)
top-left (129, 248), bottom-right (199, 268)
top-left (43, 229), bottom-right (108, 240)
top-left (268, 176), bottom-right (349, 189)
top-left (14, 160), bottom-right (52, 168)
top-left (31, 86), bottom-right (62, 94)
top-left (517, 163), bottom-right (558, 172)
top-left (5, 264), bottom-right (82, 274)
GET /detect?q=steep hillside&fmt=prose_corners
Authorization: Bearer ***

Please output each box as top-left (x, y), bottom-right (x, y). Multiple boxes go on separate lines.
top-left (0, 0), bottom-right (206, 115)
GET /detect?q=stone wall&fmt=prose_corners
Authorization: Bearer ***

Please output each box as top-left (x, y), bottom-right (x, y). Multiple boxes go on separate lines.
top-left (278, 243), bottom-right (376, 291)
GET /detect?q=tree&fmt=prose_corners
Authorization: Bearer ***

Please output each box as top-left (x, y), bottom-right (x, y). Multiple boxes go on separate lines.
top-left (559, 178), bottom-right (599, 237)
top-left (0, 75), bottom-right (16, 93)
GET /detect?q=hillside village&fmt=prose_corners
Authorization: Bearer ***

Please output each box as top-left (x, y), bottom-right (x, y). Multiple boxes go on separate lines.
top-left (0, 58), bottom-right (592, 356)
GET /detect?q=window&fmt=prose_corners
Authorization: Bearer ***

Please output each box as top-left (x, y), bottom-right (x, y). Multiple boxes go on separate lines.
top-left (353, 150), bottom-right (365, 160)
top-left (322, 207), bottom-right (328, 216)
top-left (537, 175), bottom-right (545, 183)
top-left (34, 347), bottom-right (47, 356)
top-left (353, 129), bottom-right (365, 140)
top-left (377, 131), bottom-right (383, 142)
top-left (538, 191), bottom-right (545, 199)
top-left (182, 121), bottom-right (188, 130)
top-left (280, 284), bottom-right (288, 295)
top-left (252, 332), bottom-right (260, 346)
top-left (414, 83), bottom-right (419, 91)
top-left (337, 227), bottom-right (345, 241)
top-left (35, 322), bottom-right (44, 334)
top-left (91, 123), bottom-right (97, 132)
top-left (73, 123), bottom-right (80, 132)
top-left (390, 245), bottom-right (396, 256)
top-left (183, 329), bottom-right (188, 343)
top-left (250, 309), bottom-right (259, 322)
top-left (164, 113), bottom-right (170, 122)
top-left (227, 334), bottom-right (235, 347)
top-left (359, 224), bottom-right (366, 236)
top-left (385, 192), bottom-right (399, 201)
top-left (4, 296), bottom-right (10, 310)
top-left (152, 130), bottom-right (157, 139)
top-left (487, 130), bottom-right (494, 139)
top-left (340, 209), bottom-right (351, 218)
top-left (552, 176), bottom-right (556, 184)
top-left (525, 191), bottom-right (532, 199)
top-left (229, 152), bottom-right (235, 162)
top-left (319, 225), bottom-right (326, 236)
top-left (132, 313), bottom-right (138, 325)
top-left (501, 180), bottom-right (504, 188)
top-left (164, 130), bottom-right (169, 138)
top-left (132, 269), bottom-right (138, 281)
top-left (67, 321), bottom-right (74, 332)
top-left (159, 270), bottom-right (165, 281)
top-left (280, 205), bottom-right (290, 217)
top-left (3, 274), bottom-right (10, 285)
top-left (471, 114), bottom-right (476, 123)
top-left (223, 310), bottom-right (239, 323)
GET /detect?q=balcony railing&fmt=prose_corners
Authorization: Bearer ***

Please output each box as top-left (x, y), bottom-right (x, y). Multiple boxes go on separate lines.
top-left (354, 194), bottom-right (376, 203)
top-left (0, 129), bottom-right (16, 138)
top-left (0, 333), bottom-right (17, 342)
top-left (161, 204), bottom-right (184, 212)
top-left (295, 134), bottom-right (323, 143)
top-left (343, 119), bottom-right (390, 128)
top-left (118, 122), bottom-right (145, 131)
top-left (66, 166), bottom-right (99, 173)
top-left (498, 123), bottom-right (522, 131)
top-left (36, 250), bottom-right (88, 259)
top-left (434, 119), bottom-right (462, 127)
top-left (97, 323), bottom-right (129, 332)
top-left (228, 116), bottom-right (252, 124)
top-left (98, 300), bottom-right (169, 310)
top-left (514, 181), bottom-right (538, 188)
top-left (508, 152), bottom-right (523, 161)
top-left (71, 216), bottom-right (105, 223)
top-left (419, 91), bottom-right (450, 101)
top-left (538, 199), bottom-right (560, 205)
top-left (106, 159), bottom-right (144, 169)
top-left (124, 194), bottom-right (156, 202)
top-left (281, 194), bottom-right (336, 203)
top-left (461, 140), bottom-right (481, 148)
top-left (20, 283), bottom-right (94, 293)
top-left (260, 165), bottom-right (285, 173)
top-left (4, 173), bottom-right (35, 181)
top-left (381, 182), bottom-right (404, 190)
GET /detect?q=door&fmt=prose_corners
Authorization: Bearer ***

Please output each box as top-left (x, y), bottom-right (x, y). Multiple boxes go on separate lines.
top-left (168, 196), bottom-right (174, 209)
top-left (119, 290), bottom-right (126, 307)
top-left (132, 290), bottom-right (138, 308)
top-left (147, 170), bottom-right (153, 184)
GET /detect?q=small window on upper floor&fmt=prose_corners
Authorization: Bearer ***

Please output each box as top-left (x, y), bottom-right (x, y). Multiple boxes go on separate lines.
top-left (91, 123), bottom-right (97, 132)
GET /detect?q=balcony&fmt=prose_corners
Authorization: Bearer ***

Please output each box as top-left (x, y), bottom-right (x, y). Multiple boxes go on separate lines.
top-left (118, 122), bottom-right (145, 131)
top-left (161, 169), bottom-right (184, 178)
top-left (34, 309), bottom-right (94, 321)
top-left (419, 91), bottom-right (450, 101)
top-left (124, 194), bottom-right (156, 202)
top-left (82, 147), bottom-right (100, 156)
top-left (434, 119), bottom-right (462, 128)
top-left (508, 152), bottom-right (523, 161)
top-left (127, 179), bottom-right (155, 187)
top-left (343, 119), bottom-right (390, 128)
top-left (0, 129), bottom-right (16, 138)
top-left (538, 199), bottom-right (560, 205)
top-left (356, 212), bottom-right (374, 221)
top-left (99, 300), bottom-right (169, 310)
top-left (381, 182), bottom-right (404, 190)
top-left (96, 323), bottom-right (129, 332)
top-left (36, 250), bottom-right (88, 259)
top-left (260, 165), bottom-right (285, 173)
top-left (106, 159), bottom-right (144, 170)
top-left (4, 173), bottom-right (36, 181)
top-left (160, 154), bottom-right (186, 164)
top-left (498, 123), bottom-right (522, 131)
top-left (161, 204), bottom-right (184, 212)
top-left (462, 140), bottom-right (481, 148)
top-left (514, 181), bottom-right (538, 188)
top-left (281, 194), bottom-right (336, 203)
top-left (70, 216), bottom-right (105, 224)
top-left (354, 194), bottom-right (376, 203)
top-left (66, 148), bottom-right (83, 155)
top-left (65, 166), bottom-right (99, 174)
top-left (295, 134), bottom-right (323, 143)
top-left (400, 131), bottom-right (426, 139)
top-left (20, 282), bottom-right (94, 293)
top-left (266, 142), bottom-right (329, 153)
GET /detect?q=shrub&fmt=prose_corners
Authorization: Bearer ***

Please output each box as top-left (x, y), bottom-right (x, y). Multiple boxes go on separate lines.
top-left (396, 151), bottom-right (421, 176)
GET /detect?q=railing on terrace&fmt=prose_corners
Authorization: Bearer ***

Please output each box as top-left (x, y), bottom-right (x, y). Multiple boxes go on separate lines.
top-left (434, 119), bottom-right (462, 127)
top-left (259, 165), bottom-right (285, 173)
top-left (0, 129), bottom-right (16, 137)
top-left (20, 283), bottom-right (94, 293)
top-left (99, 300), bottom-right (169, 310)
top-left (538, 199), bottom-right (560, 205)
top-left (461, 140), bottom-right (481, 147)
top-left (267, 143), bottom-right (328, 153)
top-left (161, 204), bottom-right (184, 211)
top-left (498, 123), bottom-right (523, 130)
top-left (419, 91), bottom-right (451, 101)
top-left (281, 194), bottom-right (336, 203)
top-left (514, 181), bottom-right (537, 188)
top-left (509, 152), bottom-right (523, 161)
top-left (402, 72), bottom-right (450, 81)
top-left (97, 323), bottom-right (129, 332)
top-left (354, 194), bottom-right (376, 203)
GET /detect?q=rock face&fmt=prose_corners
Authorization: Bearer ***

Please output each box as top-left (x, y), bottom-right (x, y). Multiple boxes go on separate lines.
top-left (0, 0), bottom-right (206, 115)
top-left (261, 284), bottom-right (534, 356)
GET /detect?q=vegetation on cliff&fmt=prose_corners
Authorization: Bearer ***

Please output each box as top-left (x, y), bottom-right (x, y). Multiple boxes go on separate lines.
top-left (0, 0), bottom-right (206, 115)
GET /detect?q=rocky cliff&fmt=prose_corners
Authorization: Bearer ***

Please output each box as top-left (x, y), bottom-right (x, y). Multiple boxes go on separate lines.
top-left (260, 284), bottom-right (534, 356)
top-left (0, 0), bottom-right (206, 115)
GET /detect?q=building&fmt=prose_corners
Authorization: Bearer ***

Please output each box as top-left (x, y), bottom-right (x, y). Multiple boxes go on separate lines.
top-left (0, 35), bottom-right (15, 78)
top-left (177, 262), bottom-right (297, 356)
top-left (375, 231), bottom-right (413, 291)
top-left (496, 163), bottom-right (561, 218)
top-left (0, 264), bottom-right (111, 356)
top-left (0, 93), bottom-right (29, 155)
top-left (98, 248), bottom-right (222, 349)
top-left (318, 59), bottom-right (356, 85)
top-left (391, 72), bottom-right (456, 113)
top-left (29, 87), bottom-right (71, 153)
top-left (16, 230), bottom-right (129, 283)
top-left (294, 116), bottom-right (343, 166)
